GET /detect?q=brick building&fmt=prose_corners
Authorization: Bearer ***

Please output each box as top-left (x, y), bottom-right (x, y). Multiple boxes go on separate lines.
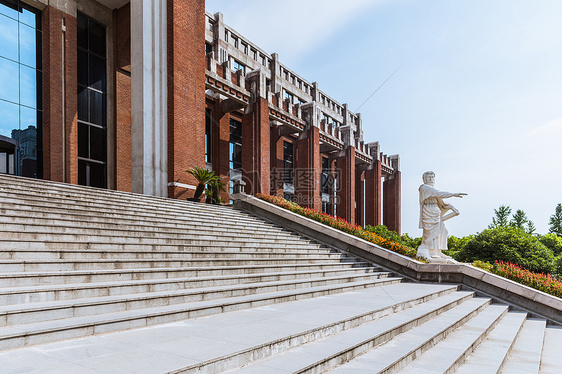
top-left (0, 0), bottom-right (401, 232)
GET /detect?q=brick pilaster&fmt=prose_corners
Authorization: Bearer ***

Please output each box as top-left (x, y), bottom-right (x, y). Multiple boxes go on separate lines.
top-left (365, 160), bottom-right (382, 227)
top-left (42, 6), bottom-right (77, 184)
top-left (336, 147), bottom-right (356, 224)
top-left (295, 126), bottom-right (321, 210)
top-left (167, 0), bottom-right (206, 198)
top-left (383, 171), bottom-right (401, 234)
top-left (241, 97), bottom-right (270, 195)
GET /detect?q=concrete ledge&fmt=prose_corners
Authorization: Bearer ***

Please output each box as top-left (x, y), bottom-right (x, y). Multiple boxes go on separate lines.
top-left (232, 194), bottom-right (562, 325)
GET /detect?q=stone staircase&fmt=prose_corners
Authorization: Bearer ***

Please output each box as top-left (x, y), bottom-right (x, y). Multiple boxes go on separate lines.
top-left (0, 174), bottom-right (559, 373)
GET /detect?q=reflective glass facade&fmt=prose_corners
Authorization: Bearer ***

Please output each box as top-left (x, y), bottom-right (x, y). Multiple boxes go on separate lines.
top-left (0, 0), bottom-right (41, 178)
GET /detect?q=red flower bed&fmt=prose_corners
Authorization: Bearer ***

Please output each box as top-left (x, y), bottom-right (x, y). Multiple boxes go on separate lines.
top-left (492, 261), bottom-right (562, 298)
top-left (256, 194), bottom-right (416, 257)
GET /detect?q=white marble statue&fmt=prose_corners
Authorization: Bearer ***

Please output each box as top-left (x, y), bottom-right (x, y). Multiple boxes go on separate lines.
top-left (416, 171), bottom-right (467, 261)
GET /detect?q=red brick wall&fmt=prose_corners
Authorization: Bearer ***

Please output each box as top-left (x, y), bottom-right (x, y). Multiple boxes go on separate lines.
top-left (210, 100), bottom-right (234, 202)
top-left (365, 160), bottom-right (382, 226)
top-left (383, 171), bottom-right (401, 234)
top-left (167, 0), bottom-right (206, 198)
top-left (295, 126), bottom-right (321, 210)
top-left (113, 4), bottom-right (131, 192)
top-left (355, 166), bottom-right (365, 227)
top-left (241, 97), bottom-right (270, 195)
top-left (336, 147), bottom-right (356, 224)
top-left (42, 6), bottom-right (77, 184)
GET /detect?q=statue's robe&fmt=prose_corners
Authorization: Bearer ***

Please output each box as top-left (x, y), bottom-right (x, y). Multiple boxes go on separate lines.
top-left (416, 184), bottom-right (457, 259)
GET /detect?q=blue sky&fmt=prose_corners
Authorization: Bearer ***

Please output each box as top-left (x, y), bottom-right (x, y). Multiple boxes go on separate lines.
top-left (206, 0), bottom-right (562, 237)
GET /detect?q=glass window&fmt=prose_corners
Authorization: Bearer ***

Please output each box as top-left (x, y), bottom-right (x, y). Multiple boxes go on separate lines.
top-left (0, 0), bottom-right (41, 178)
top-left (77, 13), bottom-right (107, 188)
top-left (205, 109), bottom-right (212, 163)
top-left (283, 141), bottom-right (294, 185)
top-left (233, 60), bottom-right (245, 76)
top-left (229, 118), bottom-right (242, 171)
top-left (0, 14), bottom-right (18, 61)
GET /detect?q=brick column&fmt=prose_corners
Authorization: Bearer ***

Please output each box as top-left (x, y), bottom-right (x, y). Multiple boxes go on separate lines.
top-left (42, 6), bottom-right (78, 184)
top-left (166, 0), bottom-right (206, 198)
top-left (211, 100), bottom-right (232, 203)
top-left (295, 126), bottom-right (321, 210)
top-left (355, 166), bottom-right (365, 227)
top-left (270, 126), bottom-right (284, 197)
top-left (241, 97), bottom-right (270, 195)
top-left (336, 147), bottom-right (356, 224)
top-left (327, 158), bottom-right (336, 216)
top-left (383, 171), bottom-right (401, 234)
top-left (113, 4), bottom-right (131, 192)
top-left (365, 160), bottom-right (382, 227)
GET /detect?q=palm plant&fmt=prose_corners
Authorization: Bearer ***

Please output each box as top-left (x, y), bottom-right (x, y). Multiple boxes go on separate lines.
top-left (186, 166), bottom-right (218, 201)
top-left (205, 178), bottom-right (226, 205)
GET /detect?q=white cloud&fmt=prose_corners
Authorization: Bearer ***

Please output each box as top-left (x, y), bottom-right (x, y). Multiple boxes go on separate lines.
top-left (527, 118), bottom-right (562, 137)
top-left (206, 0), bottom-right (384, 64)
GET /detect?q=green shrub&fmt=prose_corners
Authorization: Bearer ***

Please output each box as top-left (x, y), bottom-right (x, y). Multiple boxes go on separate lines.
top-left (455, 227), bottom-right (555, 275)
top-left (364, 225), bottom-right (419, 253)
top-left (447, 235), bottom-right (471, 252)
top-left (472, 260), bottom-right (493, 272)
top-left (539, 233), bottom-right (562, 255)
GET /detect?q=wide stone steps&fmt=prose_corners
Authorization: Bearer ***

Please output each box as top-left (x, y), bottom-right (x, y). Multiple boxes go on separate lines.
top-left (0, 257), bottom-right (365, 273)
top-left (0, 277), bottom-right (403, 351)
top-left (0, 174), bottom-right (560, 373)
top-left (0, 248), bottom-right (346, 260)
top-left (0, 263), bottom-right (377, 288)
top-left (0, 269), bottom-right (393, 305)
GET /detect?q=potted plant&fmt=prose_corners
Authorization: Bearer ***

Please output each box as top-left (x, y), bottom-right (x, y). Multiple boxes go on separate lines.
top-left (186, 166), bottom-right (218, 202)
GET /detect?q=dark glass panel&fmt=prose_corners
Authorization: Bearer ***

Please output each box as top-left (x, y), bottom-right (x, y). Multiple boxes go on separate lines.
top-left (0, 99), bottom-right (19, 138)
top-left (89, 54), bottom-right (105, 91)
top-left (77, 86), bottom-right (88, 121)
top-left (89, 125), bottom-right (105, 161)
top-left (88, 21), bottom-right (105, 57)
top-left (77, 50), bottom-right (88, 86)
top-left (0, 14), bottom-right (18, 61)
top-left (78, 159), bottom-right (86, 185)
top-left (78, 123), bottom-right (88, 158)
top-left (19, 64), bottom-right (36, 108)
top-left (35, 70), bottom-right (42, 109)
top-left (0, 57), bottom-right (19, 103)
top-left (89, 90), bottom-right (103, 126)
top-left (89, 162), bottom-right (105, 188)
top-left (77, 15), bottom-right (88, 50)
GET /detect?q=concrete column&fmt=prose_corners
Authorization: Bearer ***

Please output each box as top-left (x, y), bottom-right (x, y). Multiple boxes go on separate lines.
top-left (295, 126), bottom-right (321, 210)
top-left (336, 147), bottom-right (356, 224)
top-left (131, 0), bottom-right (167, 197)
top-left (365, 160), bottom-right (382, 227)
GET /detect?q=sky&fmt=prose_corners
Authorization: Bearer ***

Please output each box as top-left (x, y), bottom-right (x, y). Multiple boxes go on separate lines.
top-left (205, 0), bottom-right (562, 237)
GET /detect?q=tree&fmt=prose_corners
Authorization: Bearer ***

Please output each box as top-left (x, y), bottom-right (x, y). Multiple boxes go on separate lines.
top-left (526, 220), bottom-right (536, 235)
top-left (455, 227), bottom-right (555, 274)
top-left (489, 205), bottom-right (511, 229)
top-left (539, 233), bottom-right (562, 255)
top-left (549, 204), bottom-right (562, 236)
top-left (510, 209), bottom-right (528, 230)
